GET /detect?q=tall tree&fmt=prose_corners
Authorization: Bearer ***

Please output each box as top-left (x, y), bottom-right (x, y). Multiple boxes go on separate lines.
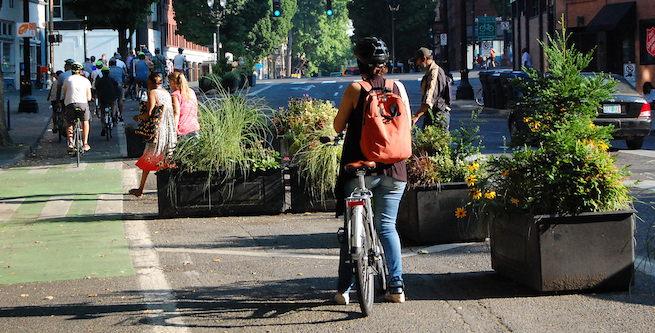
top-left (292, 0), bottom-right (351, 75)
top-left (173, 0), bottom-right (297, 63)
top-left (68, 0), bottom-right (157, 57)
top-left (349, 0), bottom-right (437, 66)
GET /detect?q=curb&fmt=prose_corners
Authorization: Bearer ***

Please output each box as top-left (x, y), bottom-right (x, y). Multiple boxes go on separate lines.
top-left (0, 115), bottom-right (51, 169)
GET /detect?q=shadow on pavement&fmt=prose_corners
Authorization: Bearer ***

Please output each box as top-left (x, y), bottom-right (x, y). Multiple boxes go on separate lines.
top-left (153, 232), bottom-right (339, 251)
top-left (0, 277), bottom-right (360, 329)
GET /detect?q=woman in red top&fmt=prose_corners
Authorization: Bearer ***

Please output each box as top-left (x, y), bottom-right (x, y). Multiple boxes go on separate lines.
top-left (168, 71), bottom-right (200, 137)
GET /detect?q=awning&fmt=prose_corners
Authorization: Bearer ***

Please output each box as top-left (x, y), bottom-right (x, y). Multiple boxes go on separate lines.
top-left (586, 2), bottom-right (636, 33)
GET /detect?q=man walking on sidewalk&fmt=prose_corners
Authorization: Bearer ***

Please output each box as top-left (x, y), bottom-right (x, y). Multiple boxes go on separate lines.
top-left (412, 47), bottom-right (451, 129)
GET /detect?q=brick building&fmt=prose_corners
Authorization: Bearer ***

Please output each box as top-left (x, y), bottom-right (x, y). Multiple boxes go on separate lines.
top-left (512, 0), bottom-right (655, 93)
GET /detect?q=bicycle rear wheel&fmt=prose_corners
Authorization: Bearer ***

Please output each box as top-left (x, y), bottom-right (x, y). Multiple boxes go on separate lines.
top-left (75, 121), bottom-right (82, 167)
top-left (352, 206), bottom-right (375, 316)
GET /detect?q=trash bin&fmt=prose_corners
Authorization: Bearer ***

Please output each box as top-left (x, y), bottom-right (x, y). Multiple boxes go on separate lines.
top-left (488, 71), bottom-right (502, 109)
top-left (504, 71), bottom-right (530, 106)
top-left (498, 72), bottom-right (513, 109)
top-left (478, 70), bottom-right (494, 108)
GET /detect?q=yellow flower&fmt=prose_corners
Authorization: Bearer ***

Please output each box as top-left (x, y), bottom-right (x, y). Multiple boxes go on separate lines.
top-left (501, 170), bottom-right (509, 177)
top-left (484, 191), bottom-right (496, 200)
top-left (471, 189), bottom-right (482, 200)
top-left (588, 123), bottom-right (597, 130)
top-left (529, 121), bottom-right (542, 132)
top-left (465, 175), bottom-right (478, 187)
top-left (522, 117), bottom-right (532, 124)
top-left (510, 198), bottom-right (520, 206)
top-left (467, 162), bottom-right (480, 172)
top-left (455, 207), bottom-right (467, 219)
top-left (597, 141), bottom-right (609, 152)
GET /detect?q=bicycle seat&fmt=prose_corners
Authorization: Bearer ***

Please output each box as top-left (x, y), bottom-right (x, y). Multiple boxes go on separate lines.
top-left (345, 161), bottom-right (377, 172)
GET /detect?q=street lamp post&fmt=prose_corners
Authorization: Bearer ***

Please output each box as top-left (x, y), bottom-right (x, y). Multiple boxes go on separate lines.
top-left (387, 0), bottom-right (399, 72)
top-left (455, 0), bottom-right (474, 100)
top-left (207, 0), bottom-right (227, 65)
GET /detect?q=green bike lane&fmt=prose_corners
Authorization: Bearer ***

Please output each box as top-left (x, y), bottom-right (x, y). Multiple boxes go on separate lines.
top-left (0, 162), bottom-right (134, 285)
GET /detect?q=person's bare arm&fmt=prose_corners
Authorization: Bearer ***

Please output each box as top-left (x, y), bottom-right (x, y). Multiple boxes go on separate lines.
top-left (86, 84), bottom-right (92, 102)
top-left (172, 94), bottom-right (181, 128)
top-left (147, 90), bottom-right (157, 116)
top-left (413, 68), bottom-right (438, 124)
top-left (334, 83), bottom-right (361, 133)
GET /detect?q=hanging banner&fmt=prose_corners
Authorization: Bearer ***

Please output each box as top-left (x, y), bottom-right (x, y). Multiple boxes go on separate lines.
top-left (17, 22), bottom-right (37, 38)
top-left (640, 19), bottom-right (655, 65)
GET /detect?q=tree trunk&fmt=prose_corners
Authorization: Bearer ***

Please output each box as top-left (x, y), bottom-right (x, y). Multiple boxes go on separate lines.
top-left (0, 69), bottom-right (12, 146)
top-left (117, 27), bottom-right (129, 59)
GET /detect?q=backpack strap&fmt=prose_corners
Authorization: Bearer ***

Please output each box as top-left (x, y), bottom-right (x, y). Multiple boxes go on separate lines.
top-left (358, 80), bottom-right (373, 92)
top-left (384, 79), bottom-right (395, 92)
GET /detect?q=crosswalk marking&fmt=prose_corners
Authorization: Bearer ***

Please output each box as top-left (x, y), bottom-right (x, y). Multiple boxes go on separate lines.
top-left (0, 198), bottom-right (25, 222)
top-left (27, 168), bottom-right (48, 174)
top-left (95, 194), bottom-right (123, 216)
top-left (321, 80), bottom-right (337, 84)
top-left (38, 196), bottom-right (73, 220)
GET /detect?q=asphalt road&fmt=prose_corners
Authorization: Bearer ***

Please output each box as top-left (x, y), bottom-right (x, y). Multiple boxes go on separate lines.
top-left (1, 79), bottom-right (655, 332)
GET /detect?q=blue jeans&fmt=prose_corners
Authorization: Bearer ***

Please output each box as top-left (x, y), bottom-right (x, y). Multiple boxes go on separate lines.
top-left (337, 174), bottom-right (407, 292)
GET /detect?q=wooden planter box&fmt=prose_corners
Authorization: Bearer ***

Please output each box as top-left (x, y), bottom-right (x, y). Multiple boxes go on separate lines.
top-left (490, 210), bottom-right (635, 292)
top-left (125, 126), bottom-right (146, 158)
top-left (156, 168), bottom-right (284, 218)
top-left (397, 183), bottom-right (488, 245)
top-left (287, 166), bottom-right (336, 213)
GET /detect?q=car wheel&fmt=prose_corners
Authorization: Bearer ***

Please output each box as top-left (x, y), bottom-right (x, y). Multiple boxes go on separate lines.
top-left (626, 137), bottom-right (644, 150)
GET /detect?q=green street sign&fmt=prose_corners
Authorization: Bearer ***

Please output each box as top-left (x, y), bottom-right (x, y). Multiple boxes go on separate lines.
top-left (477, 16), bottom-right (497, 41)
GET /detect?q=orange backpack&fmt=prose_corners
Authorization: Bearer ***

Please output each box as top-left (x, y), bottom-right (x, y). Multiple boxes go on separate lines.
top-left (358, 80), bottom-right (412, 164)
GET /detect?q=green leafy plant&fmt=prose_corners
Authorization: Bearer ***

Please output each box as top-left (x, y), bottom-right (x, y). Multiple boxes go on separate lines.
top-left (274, 97), bottom-right (341, 201)
top-left (407, 112), bottom-right (483, 188)
top-left (461, 19), bottom-right (632, 219)
top-left (173, 89), bottom-right (279, 181)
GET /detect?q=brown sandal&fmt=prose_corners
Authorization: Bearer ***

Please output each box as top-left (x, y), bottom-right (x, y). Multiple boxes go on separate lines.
top-left (128, 189), bottom-right (143, 197)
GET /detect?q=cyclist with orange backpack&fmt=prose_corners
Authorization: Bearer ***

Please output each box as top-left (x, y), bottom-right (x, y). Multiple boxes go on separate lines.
top-left (333, 37), bottom-right (412, 305)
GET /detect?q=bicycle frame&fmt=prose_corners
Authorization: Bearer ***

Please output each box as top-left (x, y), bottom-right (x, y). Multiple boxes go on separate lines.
top-left (345, 171), bottom-right (380, 261)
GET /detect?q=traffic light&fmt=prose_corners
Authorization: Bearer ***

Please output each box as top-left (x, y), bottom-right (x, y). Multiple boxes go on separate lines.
top-left (325, 0), bottom-right (334, 16)
top-left (272, 0), bottom-right (282, 17)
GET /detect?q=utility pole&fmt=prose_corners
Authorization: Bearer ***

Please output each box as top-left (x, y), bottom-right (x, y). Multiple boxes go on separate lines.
top-left (48, 0), bottom-right (54, 73)
top-left (18, 0), bottom-right (38, 113)
top-left (387, 1), bottom-right (400, 72)
top-left (455, 0), bottom-right (473, 100)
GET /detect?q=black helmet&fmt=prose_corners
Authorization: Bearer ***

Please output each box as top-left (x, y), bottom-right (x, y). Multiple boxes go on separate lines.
top-left (64, 58), bottom-right (75, 64)
top-left (354, 37), bottom-right (389, 66)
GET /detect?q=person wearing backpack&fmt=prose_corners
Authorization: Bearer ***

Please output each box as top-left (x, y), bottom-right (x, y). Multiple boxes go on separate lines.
top-left (413, 47), bottom-right (451, 129)
top-left (333, 37), bottom-right (412, 305)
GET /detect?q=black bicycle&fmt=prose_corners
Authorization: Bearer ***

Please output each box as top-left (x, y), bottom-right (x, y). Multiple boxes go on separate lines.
top-left (52, 103), bottom-right (66, 143)
top-left (102, 105), bottom-right (115, 141)
top-left (69, 107), bottom-right (85, 167)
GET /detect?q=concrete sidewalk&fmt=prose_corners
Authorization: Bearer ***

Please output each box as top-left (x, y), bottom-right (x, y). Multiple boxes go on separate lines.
top-left (0, 90), bottom-right (53, 168)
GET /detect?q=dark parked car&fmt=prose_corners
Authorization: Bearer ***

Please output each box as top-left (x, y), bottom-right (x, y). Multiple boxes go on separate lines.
top-left (509, 73), bottom-right (652, 149)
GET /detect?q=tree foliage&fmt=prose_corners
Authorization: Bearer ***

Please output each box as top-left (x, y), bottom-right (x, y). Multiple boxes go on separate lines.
top-left (292, 0), bottom-right (351, 75)
top-left (348, 0), bottom-right (437, 65)
top-left (68, 0), bottom-right (157, 56)
top-left (173, 0), bottom-right (297, 63)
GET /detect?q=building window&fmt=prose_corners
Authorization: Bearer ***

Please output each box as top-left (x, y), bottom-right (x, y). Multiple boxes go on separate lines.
top-left (9, 0), bottom-right (14, 9)
top-left (53, 0), bottom-right (63, 20)
top-left (2, 41), bottom-right (14, 78)
top-left (0, 21), bottom-right (13, 37)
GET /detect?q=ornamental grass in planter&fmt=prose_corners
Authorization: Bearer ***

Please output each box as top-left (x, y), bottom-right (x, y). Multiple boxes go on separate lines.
top-left (273, 97), bottom-right (341, 212)
top-left (157, 89), bottom-right (283, 218)
top-left (466, 21), bottom-right (635, 292)
top-left (397, 113), bottom-right (488, 245)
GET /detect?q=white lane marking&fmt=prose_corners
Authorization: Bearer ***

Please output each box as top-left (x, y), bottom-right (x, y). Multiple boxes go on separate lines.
top-left (338, 85), bottom-right (344, 89)
top-left (290, 81), bottom-right (307, 85)
top-left (618, 150), bottom-right (655, 159)
top-left (38, 196), bottom-right (73, 220)
top-left (417, 78), bottom-right (422, 81)
top-left (630, 180), bottom-right (655, 193)
top-left (117, 123), bottom-right (128, 158)
top-left (95, 194), bottom-right (123, 216)
top-left (247, 84), bottom-right (275, 97)
top-left (0, 198), bottom-right (25, 222)
top-left (333, 92), bottom-right (339, 97)
top-left (27, 168), bottom-right (48, 174)
top-left (403, 242), bottom-right (481, 258)
top-left (157, 242), bottom-right (481, 261)
top-left (636, 256), bottom-right (655, 277)
top-left (322, 81), bottom-right (337, 84)
top-left (67, 162), bottom-right (88, 171)
top-left (157, 247), bottom-right (340, 260)
top-left (122, 168), bottom-right (189, 333)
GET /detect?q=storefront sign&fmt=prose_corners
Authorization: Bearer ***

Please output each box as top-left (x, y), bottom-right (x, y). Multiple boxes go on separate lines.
top-left (17, 22), bottom-right (37, 38)
top-left (640, 19), bottom-right (655, 65)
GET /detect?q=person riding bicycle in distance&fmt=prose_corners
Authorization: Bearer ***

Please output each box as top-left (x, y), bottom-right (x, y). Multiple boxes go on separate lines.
top-left (94, 66), bottom-right (121, 136)
top-left (61, 62), bottom-right (93, 152)
top-left (333, 37), bottom-right (411, 305)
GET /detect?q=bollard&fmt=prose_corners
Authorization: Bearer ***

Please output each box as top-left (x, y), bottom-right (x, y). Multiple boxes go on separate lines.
top-left (6, 99), bottom-right (10, 130)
